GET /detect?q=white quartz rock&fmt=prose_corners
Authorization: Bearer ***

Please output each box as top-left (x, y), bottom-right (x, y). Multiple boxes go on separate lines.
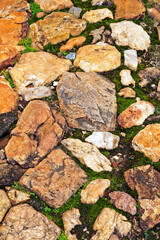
top-left (120, 69), bottom-right (135, 87)
top-left (124, 49), bottom-right (138, 71)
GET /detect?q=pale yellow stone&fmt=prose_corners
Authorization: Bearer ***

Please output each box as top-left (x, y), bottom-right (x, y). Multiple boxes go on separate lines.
top-left (82, 8), bottom-right (113, 23)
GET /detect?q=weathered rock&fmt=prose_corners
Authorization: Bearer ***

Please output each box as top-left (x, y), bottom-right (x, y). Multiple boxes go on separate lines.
top-left (118, 87), bottom-right (136, 98)
top-left (0, 77), bottom-right (19, 114)
top-left (60, 36), bottom-right (86, 51)
top-left (138, 67), bottom-right (160, 87)
top-left (62, 208), bottom-right (81, 240)
top-left (0, 45), bottom-right (21, 71)
top-left (81, 179), bottom-right (110, 204)
top-left (9, 51), bottom-right (72, 101)
top-left (74, 42), bottom-right (121, 72)
top-left (91, 208), bottom-right (132, 240)
top-left (124, 49), bottom-right (138, 71)
top-left (110, 21), bottom-right (150, 50)
top-left (132, 124), bottom-right (160, 162)
top-left (5, 187), bottom-right (30, 205)
top-left (5, 100), bottom-right (66, 168)
top-left (61, 138), bottom-right (112, 172)
top-left (0, 204), bottom-right (61, 239)
top-left (85, 132), bottom-right (120, 150)
top-left (69, 6), bottom-right (82, 18)
top-left (89, 26), bottom-right (105, 44)
top-left (113, 0), bottom-right (145, 20)
top-left (109, 191), bottom-right (136, 215)
top-left (0, 189), bottom-right (11, 223)
top-left (57, 72), bottom-right (117, 131)
top-left (124, 164), bottom-right (160, 230)
top-left (0, 0), bottom-right (31, 23)
top-left (82, 9), bottom-right (113, 23)
top-left (19, 149), bottom-right (88, 208)
top-left (34, 0), bottom-right (73, 12)
top-left (0, 163), bottom-right (25, 187)
top-left (91, 0), bottom-right (108, 5)
top-left (102, 29), bottom-right (114, 45)
top-left (120, 69), bottom-right (135, 87)
top-left (148, 8), bottom-right (160, 20)
top-left (0, 111), bottom-right (18, 138)
top-left (118, 100), bottom-right (155, 128)
top-left (29, 12), bottom-right (86, 50)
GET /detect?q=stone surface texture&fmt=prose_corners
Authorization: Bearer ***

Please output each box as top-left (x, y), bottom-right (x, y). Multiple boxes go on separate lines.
top-left (148, 8), bottom-right (160, 20)
top-left (132, 124), bottom-right (160, 162)
top-left (5, 187), bottom-right (30, 205)
top-left (138, 67), bottom-right (160, 87)
top-left (109, 191), bottom-right (137, 215)
top-left (110, 21), bottom-right (150, 50)
top-left (60, 36), bottom-right (86, 51)
top-left (91, 208), bottom-right (132, 240)
top-left (9, 51), bottom-right (72, 101)
top-left (113, 0), bottom-right (145, 20)
top-left (0, 189), bottom-right (11, 223)
top-left (124, 164), bottom-right (160, 230)
top-left (120, 69), bottom-right (135, 87)
top-left (29, 12), bottom-right (86, 50)
top-left (118, 87), bottom-right (136, 98)
top-left (89, 26), bottom-right (105, 43)
top-left (34, 0), bottom-right (73, 12)
top-left (0, 77), bottom-right (19, 114)
top-left (82, 9), bottom-right (113, 23)
top-left (124, 49), bottom-right (138, 71)
top-left (0, 111), bottom-right (18, 138)
top-left (85, 132), bottom-right (120, 150)
top-left (5, 100), bottom-right (66, 168)
top-left (19, 148), bottom-right (88, 208)
top-left (62, 208), bottom-right (81, 240)
top-left (61, 138), bottom-right (112, 172)
top-left (0, 204), bottom-right (61, 239)
top-left (74, 42), bottom-right (121, 72)
top-left (81, 179), bottom-right (111, 204)
top-left (57, 72), bottom-right (117, 131)
top-left (118, 100), bottom-right (155, 128)
top-left (69, 6), bottom-right (82, 18)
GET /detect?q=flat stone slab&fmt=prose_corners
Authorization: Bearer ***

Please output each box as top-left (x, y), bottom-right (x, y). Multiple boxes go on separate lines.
top-left (34, 0), bottom-right (73, 12)
top-left (19, 148), bottom-right (88, 208)
top-left (57, 72), bottom-right (117, 131)
top-left (5, 100), bottom-right (66, 168)
top-left (124, 164), bottom-right (160, 230)
top-left (0, 204), bottom-right (61, 239)
top-left (29, 12), bottom-right (86, 50)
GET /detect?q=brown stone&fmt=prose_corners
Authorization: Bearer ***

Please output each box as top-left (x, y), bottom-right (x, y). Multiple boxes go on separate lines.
top-left (57, 72), bottom-right (117, 131)
top-left (0, 77), bottom-right (19, 114)
top-left (81, 179), bottom-right (111, 204)
top-left (60, 36), bottom-right (86, 51)
top-left (118, 100), bottom-right (155, 128)
top-left (109, 191), bottom-right (137, 215)
top-left (138, 67), bottom-right (160, 87)
top-left (74, 42), bottom-right (121, 72)
top-left (91, 208), bottom-right (132, 240)
top-left (113, 0), bottom-right (145, 20)
top-left (9, 51), bottom-right (72, 101)
top-left (0, 111), bottom-right (18, 138)
top-left (19, 149), bottom-right (88, 208)
top-left (29, 12), bottom-right (86, 50)
top-left (0, 204), bottom-right (61, 239)
top-left (34, 0), bottom-right (73, 12)
top-left (36, 12), bottom-right (45, 18)
top-left (62, 208), bottom-right (81, 240)
top-left (124, 164), bottom-right (160, 230)
top-left (118, 87), bottom-right (136, 98)
top-left (0, 189), bottom-right (11, 223)
top-left (148, 8), bottom-right (160, 20)
top-left (5, 100), bottom-right (66, 168)
top-left (0, 163), bottom-right (25, 187)
top-left (5, 187), bottom-right (30, 205)
top-left (132, 124), bottom-right (160, 162)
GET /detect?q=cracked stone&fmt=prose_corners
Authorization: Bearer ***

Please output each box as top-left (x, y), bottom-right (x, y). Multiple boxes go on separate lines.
top-left (0, 189), bottom-right (11, 223)
top-left (61, 138), bottom-right (112, 172)
top-left (5, 100), bottom-right (66, 168)
top-left (34, 0), bottom-right (73, 12)
top-left (29, 12), bottom-right (86, 50)
top-left (57, 72), bottom-right (117, 131)
top-left (19, 148), bottom-right (88, 208)
top-left (0, 204), bottom-right (61, 239)
top-left (9, 51), bottom-right (72, 101)
top-left (124, 164), bottom-right (160, 230)
top-left (5, 187), bottom-right (30, 205)
top-left (82, 8), bottom-right (113, 23)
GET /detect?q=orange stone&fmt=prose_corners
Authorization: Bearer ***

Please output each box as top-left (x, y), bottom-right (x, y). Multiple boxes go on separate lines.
top-left (60, 36), bottom-right (86, 51)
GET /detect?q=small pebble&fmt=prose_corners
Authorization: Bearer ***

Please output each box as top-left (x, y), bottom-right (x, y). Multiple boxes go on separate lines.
top-left (65, 52), bottom-right (76, 60)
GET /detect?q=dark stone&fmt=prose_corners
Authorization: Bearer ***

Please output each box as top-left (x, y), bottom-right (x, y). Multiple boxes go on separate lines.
top-left (0, 111), bottom-right (18, 137)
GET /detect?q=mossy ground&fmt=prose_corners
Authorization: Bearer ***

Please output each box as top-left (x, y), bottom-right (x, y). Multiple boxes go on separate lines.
top-left (5, 0), bottom-right (160, 239)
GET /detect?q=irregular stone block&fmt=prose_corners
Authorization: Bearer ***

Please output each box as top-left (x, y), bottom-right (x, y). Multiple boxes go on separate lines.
top-left (89, 26), bottom-right (105, 44)
top-left (0, 111), bottom-right (18, 138)
top-left (5, 187), bottom-right (30, 205)
top-left (69, 6), bottom-right (82, 18)
top-left (34, 0), bottom-right (73, 12)
top-left (124, 49), bottom-right (138, 71)
top-left (60, 36), bottom-right (86, 51)
top-left (0, 189), bottom-right (11, 223)
top-left (82, 8), bottom-right (113, 23)
top-left (120, 69), bottom-right (135, 87)
top-left (118, 87), bottom-right (136, 98)
top-left (138, 67), bottom-right (160, 87)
